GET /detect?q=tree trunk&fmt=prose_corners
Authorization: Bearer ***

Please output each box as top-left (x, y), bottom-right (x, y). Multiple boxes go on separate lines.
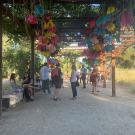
top-left (30, 31), bottom-right (35, 88)
top-left (103, 60), bottom-right (106, 88)
top-left (112, 56), bottom-right (116, 97)
top-left (0, 1), bottom-right (3, 117)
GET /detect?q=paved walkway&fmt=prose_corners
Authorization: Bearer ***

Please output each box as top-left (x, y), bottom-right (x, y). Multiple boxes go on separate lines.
top-left (1, 81), bottom-right (135, 135)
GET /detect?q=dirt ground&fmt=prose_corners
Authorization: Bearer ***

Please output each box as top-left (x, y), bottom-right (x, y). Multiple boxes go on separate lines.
top-left (0, 80), bottom-right (135, 135)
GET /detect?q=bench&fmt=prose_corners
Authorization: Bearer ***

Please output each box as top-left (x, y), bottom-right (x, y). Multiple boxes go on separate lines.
top-left (2, 92), bottom-right (23, 110)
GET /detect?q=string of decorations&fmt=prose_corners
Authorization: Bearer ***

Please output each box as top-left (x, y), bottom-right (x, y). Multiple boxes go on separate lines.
top-left (25, 0), bottom-right (59, 57)
top-left (84, 2), bottom-right (135, 65)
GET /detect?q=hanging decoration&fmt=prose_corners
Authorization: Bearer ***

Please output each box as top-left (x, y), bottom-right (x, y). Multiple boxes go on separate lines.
top-left (83, 5), bottom-right (121, 65)
top-left (106, 22), bottom-right (116, 33)
top-left (103, 45), bottom-right (115, 52)
top-left (34, 4), bottom-right (45, 16)
top-left (120, 0), bottom-right (135, 28)
top-left (96, 15), bottom-right (112, 26)
top-left (85, 38), bottom-right (93, 48)
top-left (25, 0), bottom-right (59, 57)
top-left (107, 6), bottom-right (116, 14)
top-left (89, 19), bottom-right (96, 28)
top-left (25, 15), bottom-right (38, 25)
top-left (120, 10), bottom-right (134, 27)
top-left (47, 58), bottom-right (59, 66)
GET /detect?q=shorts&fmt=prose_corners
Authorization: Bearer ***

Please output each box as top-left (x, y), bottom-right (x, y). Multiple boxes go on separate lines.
top-left (54, 77), bottom-right (61, 89)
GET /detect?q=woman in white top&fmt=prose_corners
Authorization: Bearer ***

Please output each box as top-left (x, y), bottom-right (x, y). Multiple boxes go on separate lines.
top-left (10, 73), bottom-right (18, 92)
top-left (70, 65), bottom-right (77, 99)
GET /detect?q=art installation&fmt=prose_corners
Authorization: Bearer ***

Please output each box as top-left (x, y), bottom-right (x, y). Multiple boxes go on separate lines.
top-left (83, 4), bottom-right (135, 65)
top-left (25, 1), bottom-right (59, 57)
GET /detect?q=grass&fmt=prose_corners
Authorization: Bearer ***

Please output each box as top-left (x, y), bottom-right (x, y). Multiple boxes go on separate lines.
top-left (116, 68), bottom-right (135, 93)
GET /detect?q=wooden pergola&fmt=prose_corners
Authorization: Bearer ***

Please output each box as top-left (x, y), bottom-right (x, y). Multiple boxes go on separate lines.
top-left (0, 0), bottom-right (134, 117)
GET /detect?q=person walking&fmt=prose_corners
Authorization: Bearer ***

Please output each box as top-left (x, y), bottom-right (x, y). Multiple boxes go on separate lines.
top-left (40, 63), bottom-right (51, 94)
top-left (61, 71), bottom-right (64, 88)
top-left (70, 65), bottom-right (77, 100)
top-left (53, 63), bottom-right (62, 101)
top-left (90, 69), bottom-right (98, 95)
top-left (51, 65), bottom-right (55, 87)
top-left (86, 70), bottom-right (91, 84)
top-left (81, 65), bottom-right (87, 88)
top-left (76, 69), bottom-right (80, 87)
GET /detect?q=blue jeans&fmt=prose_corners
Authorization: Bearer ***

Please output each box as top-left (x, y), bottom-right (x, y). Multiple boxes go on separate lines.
top-left (71, 82), bottom-right (77, 97)
top-left (42, 79), bottom-right (51, 94)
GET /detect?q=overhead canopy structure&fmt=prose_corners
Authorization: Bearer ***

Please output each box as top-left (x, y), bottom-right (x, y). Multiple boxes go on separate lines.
top-left (2, 1), bottom-right (134, 44)
top-left (53, 0), bottom-right (118, 4)
top-left (1, 0), bottom-right (118, 4)
top-left (1, 0), bottom-right (123, 44)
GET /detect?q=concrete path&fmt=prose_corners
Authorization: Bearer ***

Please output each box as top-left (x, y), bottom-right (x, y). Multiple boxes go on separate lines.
top-left (0, 81), bottom-right (135, 135)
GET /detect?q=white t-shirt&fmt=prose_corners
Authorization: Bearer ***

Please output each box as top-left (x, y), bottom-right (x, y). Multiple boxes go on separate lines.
top-left (71, 70), bottom-right (77, 82)
top-left (40, 66), bottom-right (50, 80)
top-left (81, 67), bottom-right (87, 74)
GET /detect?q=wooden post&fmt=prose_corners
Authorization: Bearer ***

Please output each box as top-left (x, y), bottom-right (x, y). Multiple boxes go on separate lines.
top-left (112, 54), bottom-right (116, 97)
top-left (100, 54), bottom-right (106, 88)
top-left (0, 1), bottom-right (2, 117)
top-left (66, 58), bottom-right (68, 78)
top-left (30, 31), bottom-right (35, 87)
top-left (103, 60), bottom-right (106, 88)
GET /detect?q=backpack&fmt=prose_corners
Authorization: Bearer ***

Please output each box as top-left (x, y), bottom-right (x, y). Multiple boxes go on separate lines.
top-left (53, 67), bottom-right (61, 79)
top-left (90, 73), bottom-right (97, 82)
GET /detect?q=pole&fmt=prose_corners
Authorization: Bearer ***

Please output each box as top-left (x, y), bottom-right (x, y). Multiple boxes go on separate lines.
top-left (103, 60), bottom-right (106, 88)
top-left (112, 55), bottom-right (116, 97)
top-left (0, 1), bottom-right (3, 117)
top-left (67, 58), bottom-right (69, 78)
top-left (30, 30), bottom-right (35, 87)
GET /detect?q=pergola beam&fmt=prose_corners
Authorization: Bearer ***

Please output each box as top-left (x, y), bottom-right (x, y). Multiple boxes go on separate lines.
top-left (2, 0), bottom-right (118, 4)
top-left (53, 0), bottom-right (117, 4)
top-left (1, 0), bottom-right (28, 4)
top-left (2, 5), bottom-right (21, 25)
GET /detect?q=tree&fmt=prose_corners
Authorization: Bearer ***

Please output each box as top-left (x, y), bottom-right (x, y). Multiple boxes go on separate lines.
top-left (117, 46), bottom-right (135, 69)
top-left (2, 35), bottom-right (42, 78)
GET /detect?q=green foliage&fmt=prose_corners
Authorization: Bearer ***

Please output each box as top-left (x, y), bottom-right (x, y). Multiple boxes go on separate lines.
top-left (117, 46), bottom-right (135, 68)
top-left (2, 35), bottom-right (42, 79)
top-left (3, 47), bottom-right (41, 79)
top-left (10, 4), bottom-right (28, 19)
top-left (51, 3), bottom-right (102, 18)
top-left (60, 57), bottom-right (82, 77)
top-left (61, 49), bottom-right (82, 58)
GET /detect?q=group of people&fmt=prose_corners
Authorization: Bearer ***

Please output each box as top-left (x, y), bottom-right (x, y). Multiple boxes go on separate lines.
top-left (40, 62), bottom-right (63, 101)
top-left (75, 65), bottom-right (103, 95)
top-left (9, 62), bottom-right (63, 102)
top-left (9, 62), bottom-right (103, 102)
top-left (40, 63), bottom-right (88, 100)
top-left (10, 72), bottom-right (35, 101)
top-left (70, 64), bottom-right (102, 99)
